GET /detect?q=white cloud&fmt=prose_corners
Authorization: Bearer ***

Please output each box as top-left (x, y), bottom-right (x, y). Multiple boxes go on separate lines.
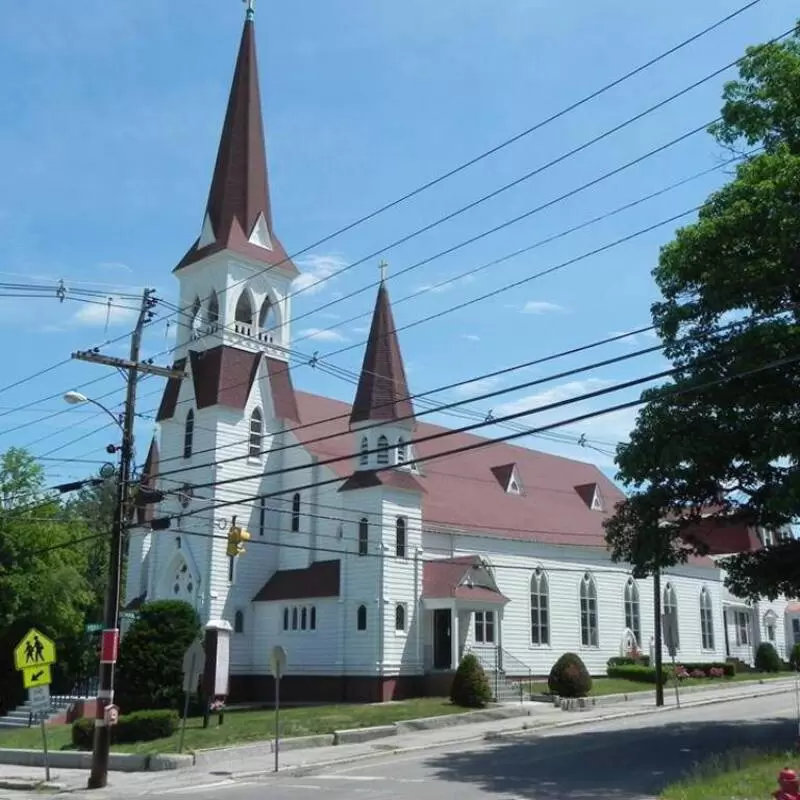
top-left (521, 300), bottom-right (565, 315)
top-left (462, 334), bottom-right (480, 342)
top-left (298, 327), bottom-right (348, 343)
top-left (71, 297), bottom-right (138, 327)
top-left (452, 376), bottom-right (501, 398)
top-left (415, 273), bottom-right (476, 295)
top-left (293, 254), bottom-right (349, 294)
top-left (352, 326), bottom-right (370, 336)
top-left (97, 261), bottom-right (132, 274)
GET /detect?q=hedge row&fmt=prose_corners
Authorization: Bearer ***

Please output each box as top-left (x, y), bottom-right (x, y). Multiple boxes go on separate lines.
top-left (607, 655), bottom-right (650, 669)
top-left (72, 710), bottom-right (178, 749)
top-left (607, 661), bottom-right (735, 683)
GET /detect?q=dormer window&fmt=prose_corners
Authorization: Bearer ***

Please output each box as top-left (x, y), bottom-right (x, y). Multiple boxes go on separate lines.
top-left (491, 463), bottom-right (523, 495)
top-left (575, 482), bottom-right (604, 511)
top-left (591, 489), bottom-right (603, 511)
top-left (377, 435), bottom-right (389, 466)
top-left (359, 436), bottom-right (369, 467)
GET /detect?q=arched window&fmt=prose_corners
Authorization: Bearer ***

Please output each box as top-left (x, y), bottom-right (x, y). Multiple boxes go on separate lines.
top-left (530, 568), bottom-right (549, 646)
top-left (395, 603), bottom-right (406, 632)
top-left (234, 610), bottom-right (244, 634)
top-left (283, 607), bottom-right (289, 631)
top-left (189, 296), bottom-right (201, 329)
top-left (663, 583), bottom-right (680, 649)
top-left (291, 607), bottom-right (298, 630)
top-left (397, 437), bottom-right (407, 464)
top-left (357, 604), bottom-right (367, 631)
top-left (624, 578), bottom-right (641, 647)
top-left (358, 518), bottom-right (369, 556)
top-left (359, 436), bottom-right (369, 467)
top-left (183, 409), bottom-right (194, 459)
top-left (700, 587), bottom-right (715, 650)
top-left (234, 291), bottom-right (253, 324)
top-left (291, 493), bottom-right (301, 532)
top-left (249, 408), bottom-right (263, 458)
top-left (301, 607), bottom-right (308, 630)
top-left (258, 296), bottom-right (273, 329)
top-left (377, 435), bottom-right (389, 465)
top-left (207, 290), bottom-right (219, 324)
top-left (310, 606), bottom-right (317, 631)
top-left (580, 572), bottom-right (599, 647)
top-left (395, 517), bottom-right (407, 558)
top-left (258, 496), bottom-right (267, 537)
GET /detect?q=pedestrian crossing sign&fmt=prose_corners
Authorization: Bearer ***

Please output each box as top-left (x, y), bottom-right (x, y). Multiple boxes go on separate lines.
top-left (13, 628), bottom-right (57, 671)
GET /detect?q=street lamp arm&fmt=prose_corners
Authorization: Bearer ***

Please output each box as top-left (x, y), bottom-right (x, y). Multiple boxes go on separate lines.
top-left (63, 391), bottom-right (124, 431)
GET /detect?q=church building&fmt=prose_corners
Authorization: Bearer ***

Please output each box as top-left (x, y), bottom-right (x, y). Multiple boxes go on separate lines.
top-left (124, 8), bottom-right (794, 702)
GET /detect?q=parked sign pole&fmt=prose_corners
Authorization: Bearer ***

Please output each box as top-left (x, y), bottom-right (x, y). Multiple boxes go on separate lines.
top-left (662, 610), bottom-right (680, 708)
top-left (40, 718), bottom-right (51, 782)
top-left (179, 641), bottom-right (203, 755)
top-left (270, 646), bottom-right (287, 773)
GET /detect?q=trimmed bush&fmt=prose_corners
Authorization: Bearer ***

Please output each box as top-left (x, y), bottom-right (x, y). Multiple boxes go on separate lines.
top-left (607, 661), bottom-right (735, 683)
top-left (115, 710), bottom-right (178, 743)
top-left (755, 642), bottom-right (782, 673)
top-left (71, 717), bottom-right (94, 750)
top-left (70, 710), bottom-right (178, 750)
top-left (450, 654), bottom-right (492, 708)
top-left (548, 652), bottom-right (592, 698)
top-left (607, 664), bottom-right (657, 683)
top-left (607, 655), bottom-right (650, 670)
top-left (115, 600), bottom-right (201, 714)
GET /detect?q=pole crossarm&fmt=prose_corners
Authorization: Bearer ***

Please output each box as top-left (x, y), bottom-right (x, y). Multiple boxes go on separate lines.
top-left (71, 350), bottom-right (184, 380)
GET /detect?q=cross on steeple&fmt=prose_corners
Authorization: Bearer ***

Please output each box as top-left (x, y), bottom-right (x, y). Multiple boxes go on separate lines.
top-left (243, 0), bottom-right (255, 20)
top-left (378, 260), bottom-right (389, 282)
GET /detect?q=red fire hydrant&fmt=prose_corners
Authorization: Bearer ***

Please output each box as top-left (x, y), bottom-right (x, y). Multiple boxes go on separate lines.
top-left (774, 767), bottom-right (800, 800)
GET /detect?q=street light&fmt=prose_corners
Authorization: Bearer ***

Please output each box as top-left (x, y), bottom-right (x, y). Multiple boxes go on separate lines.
top-left (63, 392), bottom-right (123, 430)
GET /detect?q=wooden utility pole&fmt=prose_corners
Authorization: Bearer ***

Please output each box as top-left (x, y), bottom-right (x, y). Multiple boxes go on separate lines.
top-left (72, 289), bottom-right (183, 790)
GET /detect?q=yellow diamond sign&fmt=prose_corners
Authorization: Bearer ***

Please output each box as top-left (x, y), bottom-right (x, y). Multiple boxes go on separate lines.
top-left (14, 628), bottom-right (57, 671)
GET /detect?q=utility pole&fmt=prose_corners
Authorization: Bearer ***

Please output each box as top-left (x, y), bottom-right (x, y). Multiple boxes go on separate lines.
top-left (72, 289), bottom-right (183, 790)
top-left (653, 566), bottom-right (664, 707)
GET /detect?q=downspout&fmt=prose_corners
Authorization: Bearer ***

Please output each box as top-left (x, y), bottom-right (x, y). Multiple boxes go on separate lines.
top-left (415, 547), bottom-right (422, 671)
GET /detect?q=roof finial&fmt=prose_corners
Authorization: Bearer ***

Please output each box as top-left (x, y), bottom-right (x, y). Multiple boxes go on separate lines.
top-left (378, 259), bottom-right (389, 283)
top-left (243, 0), bottom-right (255, 21)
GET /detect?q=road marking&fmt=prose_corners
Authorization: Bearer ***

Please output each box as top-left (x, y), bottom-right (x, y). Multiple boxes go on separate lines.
top-left (315, 774), bottom-right (425, 783)
top-left (160, 780), bottom-right (255, 794)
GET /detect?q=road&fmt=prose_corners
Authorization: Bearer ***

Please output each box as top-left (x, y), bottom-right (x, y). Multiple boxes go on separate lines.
top-left (93, 691), bottom-right (798, 800)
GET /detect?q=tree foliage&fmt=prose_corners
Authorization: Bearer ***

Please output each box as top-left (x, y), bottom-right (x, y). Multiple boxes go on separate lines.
top-left (548, 652), bottom-right (592, 698)
top-left (450, 654), bottom-right (492, 708)
top-left (604, 24), bottom-right (800, 599)
top-left (115, 600), bottom-right (201, 713)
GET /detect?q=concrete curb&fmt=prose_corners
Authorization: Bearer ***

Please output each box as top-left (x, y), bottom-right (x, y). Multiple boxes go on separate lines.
top-left (0, 749), bottom-right (194, 773)
top-left (555, 676), bottom-right (796, 711)
top-left (234, 682), bottom-right (797, 779)
top-left (0, 778), bottom-right (67, 792)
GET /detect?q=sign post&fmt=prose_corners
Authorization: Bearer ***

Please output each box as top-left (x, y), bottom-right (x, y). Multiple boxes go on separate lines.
top-left (179, 640), bottom-right (204, 754)
top-left (270, 645), bottom-right (287, 773)
top-left (661, 610), bottom-right (680, 708)
top-left (14, 629), bottom-right (57, 784)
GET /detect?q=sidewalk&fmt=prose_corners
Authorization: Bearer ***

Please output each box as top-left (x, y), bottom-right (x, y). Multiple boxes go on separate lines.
top-left (0, 677), bottom-right (794, 797)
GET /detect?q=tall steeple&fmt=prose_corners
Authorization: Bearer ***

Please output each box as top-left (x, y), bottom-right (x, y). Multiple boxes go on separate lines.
top-left (350, 270), bottom-right (415, 426)
top-left (175, 6), bottom-right (297, 276)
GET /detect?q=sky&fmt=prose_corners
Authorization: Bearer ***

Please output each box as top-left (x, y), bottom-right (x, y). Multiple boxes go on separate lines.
top-left (0, 0), bottom-right (794, 493)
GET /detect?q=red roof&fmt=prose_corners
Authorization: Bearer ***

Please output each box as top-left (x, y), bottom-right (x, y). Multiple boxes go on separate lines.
top-left (349, 282), bottom-right (415, 426)
top-left (253, 559), bottom-right (340, 602)
top-left (423, 555), bottom-right (508, 603)
top-left (175, 17), bottom-right (297, 276)
top-left (294, 391), bottom-right (626, 549)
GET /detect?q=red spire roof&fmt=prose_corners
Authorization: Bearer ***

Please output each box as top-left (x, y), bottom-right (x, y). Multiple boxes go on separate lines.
top-left (175, 15), bottom-right (297, 276)
top-left (350, 280), bottom-right (415, 426)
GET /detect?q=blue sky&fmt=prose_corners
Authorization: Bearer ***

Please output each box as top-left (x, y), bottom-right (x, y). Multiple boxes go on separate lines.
top-left (0, 0), bottom-right (794, 490)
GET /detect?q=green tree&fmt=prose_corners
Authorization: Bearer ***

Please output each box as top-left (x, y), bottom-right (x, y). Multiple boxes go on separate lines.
top-left (115, 600), bottom-right (201, 713)
top-left (0, 448), bottom-right (94, 711)
top-left (604, 23), bottom-right (800, 599)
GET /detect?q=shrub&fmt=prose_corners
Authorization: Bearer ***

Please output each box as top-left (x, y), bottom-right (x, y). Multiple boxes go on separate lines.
top-left (548, 652), bottom-right (592, 698)
top-left (450, 654), bottom-right (492, 708)
top-left (71, 717), bottom-right (94, 750)
top-left (690, 668), bottom-right (706, 679)
top-left (709, 666), bottom-right (725, 678)
top-left (755, 642), bottom-right (782, 673)
top-left (607, 664), bottom-right (656, 683)
top-left (115, 710), bottom-right (178, 743)
top-left (607, 655), bottom-right (650, 670)
top-left (71, 710), bottom-right (178, 750)
top-left (790, 644), bottom-right (800, 671)
top-left (115, 600), bottom-right (201, 714)
top-left (607, 662), bottom-right (734, 683)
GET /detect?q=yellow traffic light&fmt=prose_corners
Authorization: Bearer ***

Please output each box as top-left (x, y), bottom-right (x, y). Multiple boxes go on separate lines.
top-left (226, 522), bottom-right (251, 557)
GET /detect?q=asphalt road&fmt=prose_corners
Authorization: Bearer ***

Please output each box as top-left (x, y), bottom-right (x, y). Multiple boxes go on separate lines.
top-left (106, 691), bottom-right (798, 800)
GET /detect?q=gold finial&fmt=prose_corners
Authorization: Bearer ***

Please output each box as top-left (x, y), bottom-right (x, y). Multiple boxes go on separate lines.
top-left (378, 260), bottom-right (389, 282)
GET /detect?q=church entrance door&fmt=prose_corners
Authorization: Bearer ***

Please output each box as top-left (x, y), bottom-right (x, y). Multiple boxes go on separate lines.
top-left (433, 609), bottom-right (452, 670)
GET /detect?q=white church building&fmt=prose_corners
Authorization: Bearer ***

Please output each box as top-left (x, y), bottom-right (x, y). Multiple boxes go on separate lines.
top-left (124, 9), bottom-right (794, 702)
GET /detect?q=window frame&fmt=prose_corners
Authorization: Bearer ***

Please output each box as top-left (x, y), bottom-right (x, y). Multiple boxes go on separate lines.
top-left (530, 568), bottom-right (550, 646)
top-left (249, 408), bottom-right (263, 459)
top-left (474, 610), bottom-right (496, 644)
top-left (579, 573), bottom-right (599, 648)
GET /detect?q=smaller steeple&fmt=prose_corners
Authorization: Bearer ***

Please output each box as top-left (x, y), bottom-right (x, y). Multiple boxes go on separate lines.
top-left (350, 266), bottom-right (415, 426)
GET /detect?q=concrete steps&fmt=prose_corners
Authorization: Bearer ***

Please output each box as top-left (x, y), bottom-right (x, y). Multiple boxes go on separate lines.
top-left (0, 695), bottom-right (87, 731)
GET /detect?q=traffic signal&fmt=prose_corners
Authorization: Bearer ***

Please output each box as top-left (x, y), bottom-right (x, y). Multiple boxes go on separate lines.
top-left (227, 521), bottom-right (250, 557)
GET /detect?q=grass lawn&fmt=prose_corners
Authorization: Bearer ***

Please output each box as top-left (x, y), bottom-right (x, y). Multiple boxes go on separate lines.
top-left (659, 748), bottom-right (794, 799)
top-left (0, 697), bottom-right (466, 755)
top-left (529, 672), bottom-right (790, 697)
